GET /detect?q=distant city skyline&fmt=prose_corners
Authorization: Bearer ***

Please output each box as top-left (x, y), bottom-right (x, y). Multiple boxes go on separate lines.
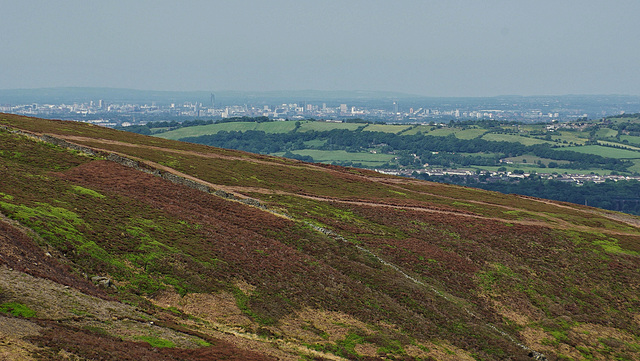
top-left (2, 1), bottom-right (640, 97)
top-left (6, 90), bottom-right (640, 126)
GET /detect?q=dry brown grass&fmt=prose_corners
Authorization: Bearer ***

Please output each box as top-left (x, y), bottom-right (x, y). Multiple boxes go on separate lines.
top-left (152, 289), bottom-right (254, 328)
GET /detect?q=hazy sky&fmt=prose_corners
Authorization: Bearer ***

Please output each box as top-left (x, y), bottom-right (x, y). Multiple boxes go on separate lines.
top-left (2, 1), bottom-right (639, 97)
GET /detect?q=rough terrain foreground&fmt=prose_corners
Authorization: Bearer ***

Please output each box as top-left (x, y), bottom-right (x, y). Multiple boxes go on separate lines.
top-left (1, 113), bottom-right (639, 361)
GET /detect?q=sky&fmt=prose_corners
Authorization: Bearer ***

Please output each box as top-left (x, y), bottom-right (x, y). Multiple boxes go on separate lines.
top-left (1, 0), bottom-right (639, 97)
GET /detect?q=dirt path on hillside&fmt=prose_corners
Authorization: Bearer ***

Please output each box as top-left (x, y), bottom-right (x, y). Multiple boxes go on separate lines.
top-left (363, 176), bottom-right (640, 230)
top-left (42, 133), bottom-right (640, 236)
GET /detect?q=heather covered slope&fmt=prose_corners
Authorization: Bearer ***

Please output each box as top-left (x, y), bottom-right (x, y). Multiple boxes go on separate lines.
top-left (1, 113), bottom-right (640, 360)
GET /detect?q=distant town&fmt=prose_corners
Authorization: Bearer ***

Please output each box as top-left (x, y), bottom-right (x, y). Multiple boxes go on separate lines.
top-left (3, 93), bottom-right (639, 128)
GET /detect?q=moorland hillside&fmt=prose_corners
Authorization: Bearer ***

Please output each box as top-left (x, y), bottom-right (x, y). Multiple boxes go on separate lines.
top-left (1, 113), bottom-right (639, 360)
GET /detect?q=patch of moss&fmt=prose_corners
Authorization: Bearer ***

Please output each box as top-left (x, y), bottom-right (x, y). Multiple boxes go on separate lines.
top-left (0, 302), bottom-right (36, 318)
top-left (136, 335), bottom-right (176, 348)
top-left (0, 192), bottom-right (14, 200)
top-left (593, 238), bottom-right (640, 256)
top-left (70, 185), bottom-right (105, 199)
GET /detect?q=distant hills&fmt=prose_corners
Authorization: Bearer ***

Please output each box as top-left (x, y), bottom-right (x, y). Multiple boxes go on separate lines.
top-left (1, 113), bottom-right (640, 360)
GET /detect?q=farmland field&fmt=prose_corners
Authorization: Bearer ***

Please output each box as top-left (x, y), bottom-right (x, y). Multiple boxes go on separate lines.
top-left (481, 133), bottom-right (553, 146)
top-left (596, 128), bottom-right (618, 138)
top-left (297, 121), bottom-right (362, 132)
top-left (361, 124), bottom-right (412, 133)
top-left (157, 121), bottom-right (302, 140)
top-left (619, 135), bottom-right (640, 147)
top-left (426, 127), bottom-right (457, 137)
top-left (598, 140), bottom-right (640, 151)
top-left (454, 128), bottom-right (488, 139)
top-left (558, 145), bottom-right (640, 159)
top-left (156, 123), bottom-right (252, 140)
top-left (554, 131), bottom-right (588, 145)
top-left (628, 159), bottom-right (640, 173)
top-left (401, 124), bottom-right (436, 135)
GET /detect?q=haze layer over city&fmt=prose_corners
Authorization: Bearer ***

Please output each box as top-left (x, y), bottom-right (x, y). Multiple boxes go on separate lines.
top-left (2, 1), bottom-right (640, 98)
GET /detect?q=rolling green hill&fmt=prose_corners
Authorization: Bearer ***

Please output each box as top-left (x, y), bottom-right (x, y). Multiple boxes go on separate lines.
top-left (2, 113), bottom-right (640, 360)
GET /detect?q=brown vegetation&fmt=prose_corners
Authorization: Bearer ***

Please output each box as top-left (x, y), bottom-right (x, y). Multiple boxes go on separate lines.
top-left (1, 113), bottom-right (639, 360)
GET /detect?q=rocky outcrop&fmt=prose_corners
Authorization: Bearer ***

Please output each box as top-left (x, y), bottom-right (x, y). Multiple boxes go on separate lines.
top-left (90, 276), bottom-right (117, 290)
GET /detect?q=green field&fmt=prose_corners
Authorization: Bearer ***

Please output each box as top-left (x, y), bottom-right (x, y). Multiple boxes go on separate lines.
top-left (157, 121), bottom-right (300, 140)
top-left (303, 139), bottom-right (327, 147)
top-left (596, 128), bottom-right (619, 138)
top-left (558, 145), bottom-right (640, 159)
top-left (401, 125), bottom-right (436, 135)
top-left (297, 121), bottom-right (362, 132)
top-left (481, 133), bottom-right (554, 146)
top-left (628, 159), bottom-right (640, 173)
top-left (454, 128), bottom-right (488, 139)
top-left (361, 124), bottom-right (412, 133)
top-left (619, 135), bottom-right (640, 147)
top-left (426, 128), bottom-right (457, 137)
top-left (598, 140), bottom-right (640, 151)
top-left (554, 131), bottom-right (589, 145)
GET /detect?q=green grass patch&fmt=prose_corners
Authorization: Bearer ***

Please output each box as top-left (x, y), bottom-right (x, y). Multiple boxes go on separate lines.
top-left (0, 302), bottom-right (36, 318)
top-left (593, 238), bottom-right (640, 256)
top-left (0, 192), bottom-right (14, 200)
top-left (195, 338), bottom-right (211, 347)
top-left (70, 185), bottom-right (106, 199)
top-left (306, 332), bottom-right (366, 358)
top-left (452, 201), bottom-right (475, 208)
top-left (136, 335), bottom-right (176, 348)
top-left (0, 201), bottom-right (87, 247)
